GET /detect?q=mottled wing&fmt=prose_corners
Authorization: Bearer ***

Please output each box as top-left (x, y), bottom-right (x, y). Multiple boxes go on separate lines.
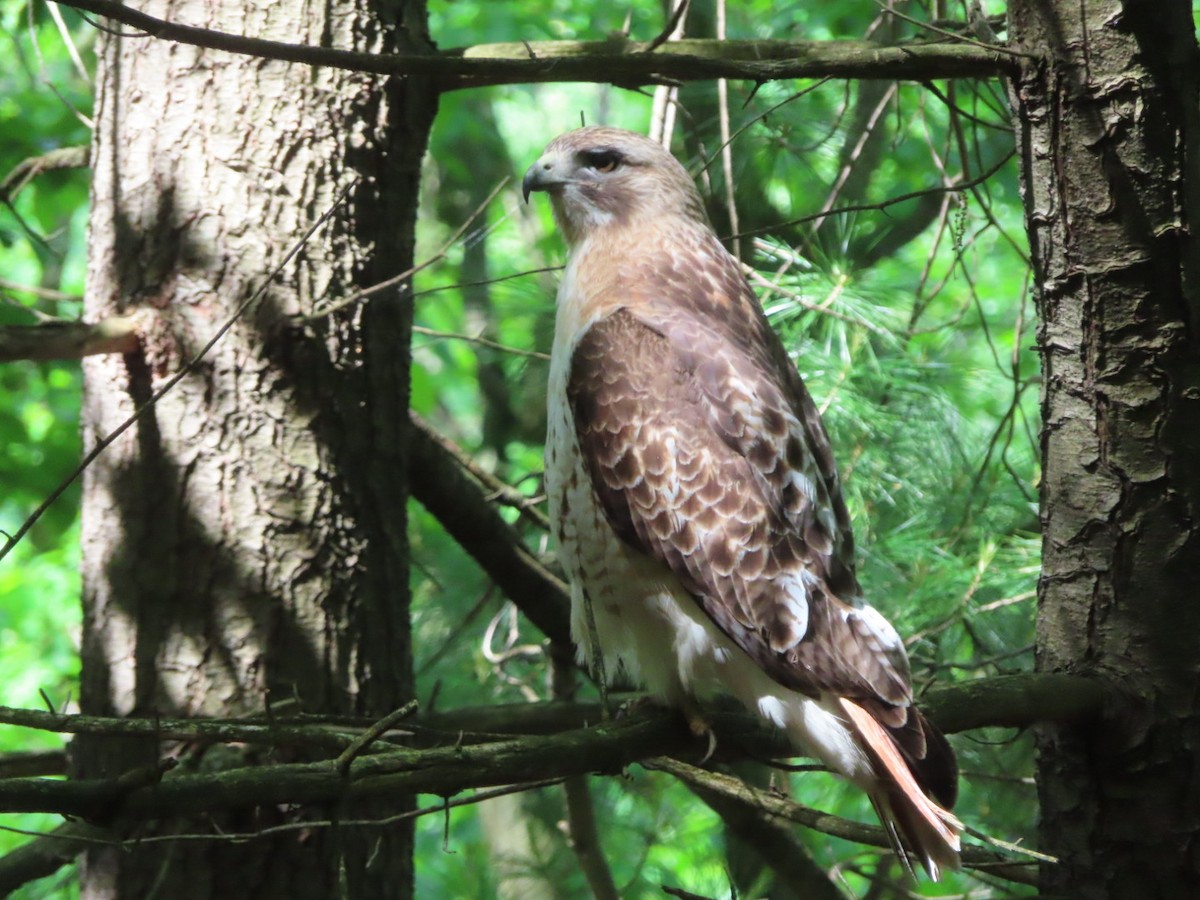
top-left (567, 296), bottom-right (911, 706)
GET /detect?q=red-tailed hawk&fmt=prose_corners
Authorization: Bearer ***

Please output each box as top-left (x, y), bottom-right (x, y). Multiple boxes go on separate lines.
top-left (523, 126), bottom-right (961, 878)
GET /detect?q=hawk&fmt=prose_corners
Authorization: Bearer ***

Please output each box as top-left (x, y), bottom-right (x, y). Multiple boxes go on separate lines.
top-left (523, 126), bottom-right (961, 878)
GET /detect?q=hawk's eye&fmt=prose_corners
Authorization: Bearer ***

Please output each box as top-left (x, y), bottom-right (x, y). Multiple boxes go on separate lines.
top-left (581, 149), bottom-right (622, 174)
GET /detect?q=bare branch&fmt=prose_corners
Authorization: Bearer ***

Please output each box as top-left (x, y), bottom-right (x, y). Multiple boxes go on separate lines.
top-left (0, 673), bottom-right (1104, 761)
top-left (0, 315), bottom-right (140, 362)
top-left (335, 701), bottom-right (420, 775)
top-left (646, 0), bottom-right (691, 53)
top-left (411, 412), bottom-right (550, 530)
top-left (307, 177), bottom-right (509, 320)
top-left (0, 279), bottom-right (83, 304)
top-left (0, 146), bottom-right (89, 203)
top-left (55, 0), bottom-right (1014, 88)
top-left (0, 751), bottom-right (67, 779)
top-left (0, 705), bottom-right (367, 753)
top-left (0, 673), bottom-right (1100, 892)
top-left (921, 672), bottom-right (1104, 732)
top-left (0, 676), bottom-right (1100, 783)
top-left (412, 325), bottom-right (550, 361)
top-left (733, 150), bottom-right (1016, 240)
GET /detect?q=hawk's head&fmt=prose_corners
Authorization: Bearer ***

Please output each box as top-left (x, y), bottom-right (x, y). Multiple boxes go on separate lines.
top-left (523, 127), bottom-right (707, 246)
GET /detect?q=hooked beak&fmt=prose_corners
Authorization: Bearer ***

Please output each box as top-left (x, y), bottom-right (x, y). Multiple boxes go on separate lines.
top-left (522, 152), bottom-right (571, 203)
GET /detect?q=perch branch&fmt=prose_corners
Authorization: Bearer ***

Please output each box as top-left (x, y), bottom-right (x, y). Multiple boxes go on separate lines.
top-left (0, 673), bottom-right (1101, 893)
top-left (0, 709), bottom-right (705, 819)
top-left (0, 673), bottom-right (1100, 755)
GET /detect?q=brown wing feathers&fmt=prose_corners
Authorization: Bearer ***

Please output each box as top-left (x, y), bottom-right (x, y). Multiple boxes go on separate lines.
top-left (569, 307), bottom-right (906, 704)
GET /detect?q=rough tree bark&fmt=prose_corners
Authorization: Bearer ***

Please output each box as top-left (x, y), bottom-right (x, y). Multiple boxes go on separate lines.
top-left (78, 1), bottom-right (435, 897)
top-left (1008, 1), bottom-right (1200, 896)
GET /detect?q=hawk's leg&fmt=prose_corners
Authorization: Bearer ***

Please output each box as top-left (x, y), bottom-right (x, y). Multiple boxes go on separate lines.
top-left (579, 587), bottom-right (611, 720)
top-left (613, 695), bottom-right (716, 760)
top-left (681, 698), bottom-right (718, 764)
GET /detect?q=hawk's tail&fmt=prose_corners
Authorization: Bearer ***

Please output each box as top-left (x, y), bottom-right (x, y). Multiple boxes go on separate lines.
top-left (838, 698), bottom-right (962, 880)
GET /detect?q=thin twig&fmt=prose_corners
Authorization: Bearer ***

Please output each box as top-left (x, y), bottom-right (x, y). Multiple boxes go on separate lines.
top-left (307, 177), bottom-right (509, 320)
top-left (415, 585), bottom-right (501, 679)
top-left (871, 0), bottom-right (1031, 59)
top-left (714, 0), bottom-right (740, 262)
top-left (0, 278), bottom-right (83, 303)
top-left (0, 779), bottom-right (566, 896)
top-left (46, 0), bottom-right (91, 83)
top-left (412, 325), bottom-right (550, 361)
top-left (732, 150), bottom-right (1014, 241)
top-left (335, 701), bottom-right (419, 775)
top-left (650, 757), bottom-right (1041, 886)
top-left (690, 79), bottom-right (831, 179)
top-left (409, 264), bottom-right (562, 300)
top-left (811, 82), bottom-right (898, 232)
top-left (26, 1), bottom-right (91, 129)
top-left (646, 0), bottom-right (691, 53)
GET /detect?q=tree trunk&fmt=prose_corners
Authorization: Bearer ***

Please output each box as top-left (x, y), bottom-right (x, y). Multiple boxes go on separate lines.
top-left (78, 1), bottom-right (435, 897)
top-left (1008, 1), bottom-right (1200, 895)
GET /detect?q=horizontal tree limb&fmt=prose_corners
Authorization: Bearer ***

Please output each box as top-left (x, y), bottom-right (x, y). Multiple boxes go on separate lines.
top-left (56, 0), bottom-right (1014, 88)
top-left (0, 750), bottom-right (66, 779)
top-left (422, 672), bottom-right (1106, 740)
top-left (0, 708), bottom-right (699, 819)
top-left (0, 673), bottom-right (1095, 887)
top-left (921, 671), bottom-right (1106, 732)
top-left (0, 673), bottom-right (1104, 761)
top-left (0, 316), bottom-right (140, 363)
top-left (0, 686), bottom-right (1067, 884)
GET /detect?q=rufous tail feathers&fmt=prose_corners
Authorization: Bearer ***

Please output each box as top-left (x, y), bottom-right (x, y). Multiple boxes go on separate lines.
top-left (838, 698), bottom-right (963, 880)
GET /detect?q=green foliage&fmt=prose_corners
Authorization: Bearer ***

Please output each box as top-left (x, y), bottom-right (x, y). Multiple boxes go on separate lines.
top-left (0, 3), bottom-right (92, 896)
